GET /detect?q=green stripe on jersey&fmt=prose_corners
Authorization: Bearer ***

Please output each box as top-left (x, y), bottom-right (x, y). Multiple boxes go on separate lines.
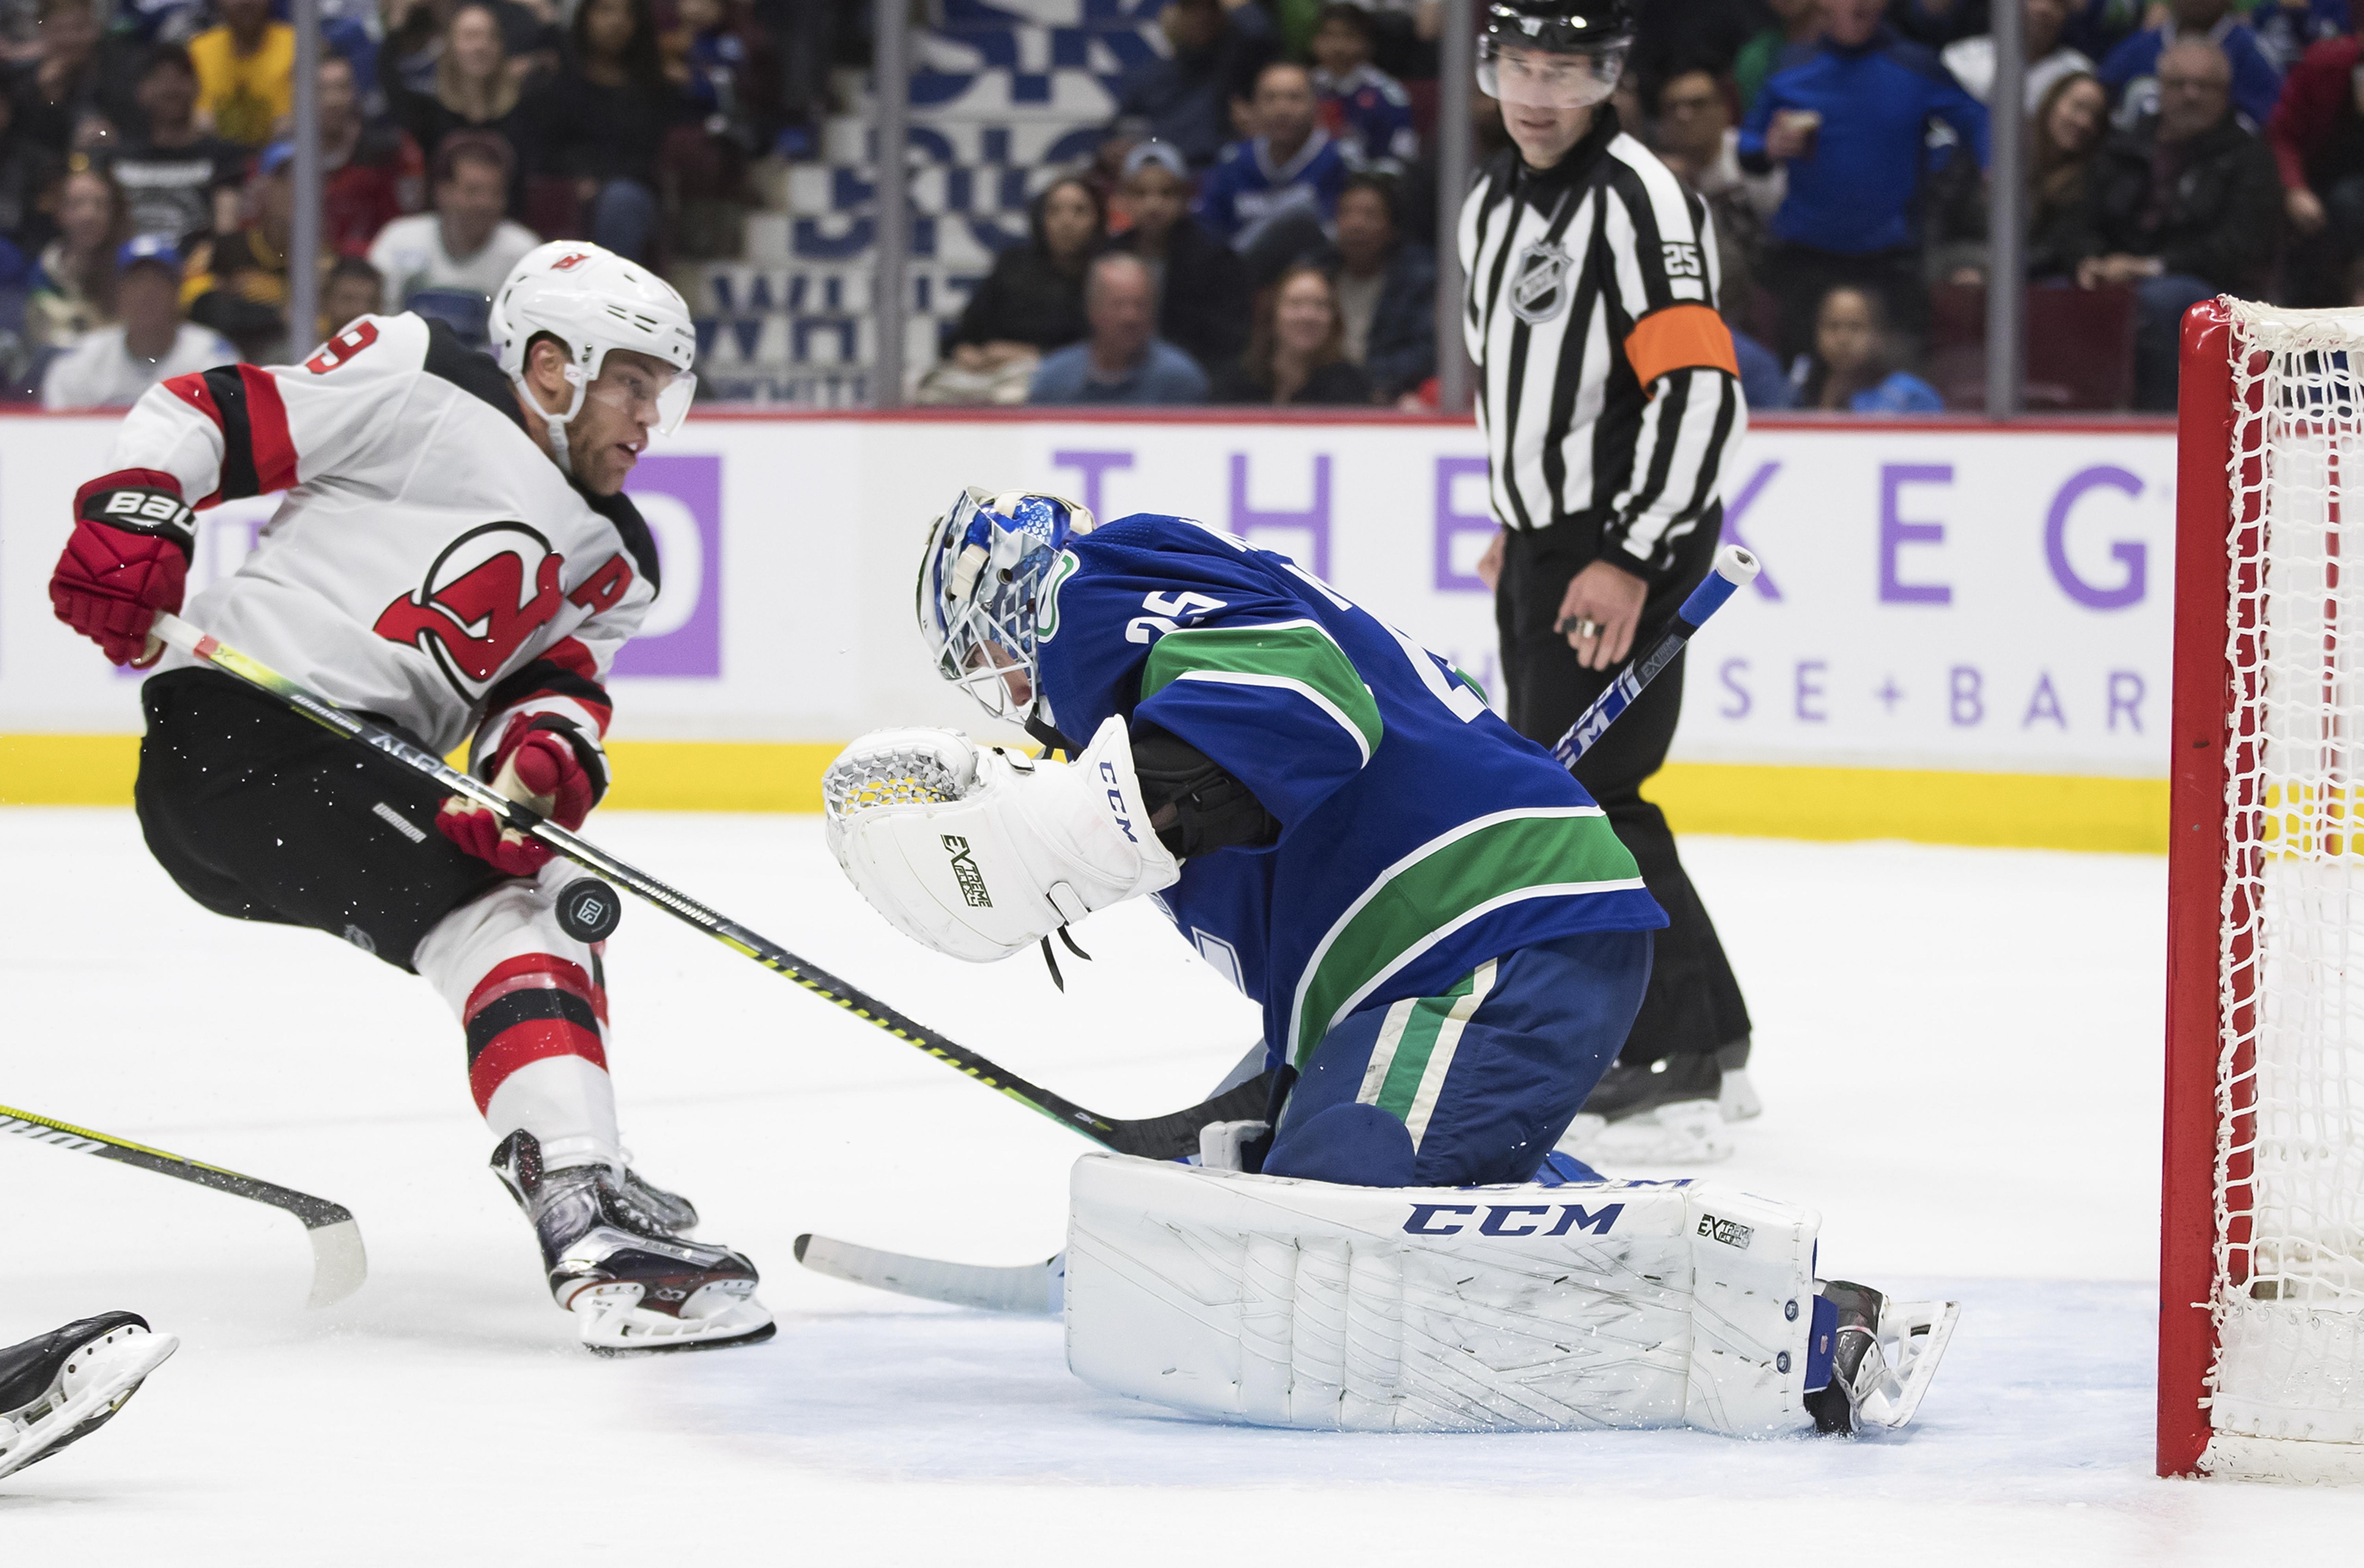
top-left (1288, 807), bottom-right (1642, 1065)
top-left (1141, 622), bottom-right (1383, 760)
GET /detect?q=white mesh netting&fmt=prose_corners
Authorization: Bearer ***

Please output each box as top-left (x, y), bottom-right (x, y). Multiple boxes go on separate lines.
top-left (2212, 301), bottom-right (2364, 1460)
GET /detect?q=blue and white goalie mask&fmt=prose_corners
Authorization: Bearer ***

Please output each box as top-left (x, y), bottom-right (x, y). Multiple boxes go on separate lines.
top-left (917, 486), bottom-right (1095, 723)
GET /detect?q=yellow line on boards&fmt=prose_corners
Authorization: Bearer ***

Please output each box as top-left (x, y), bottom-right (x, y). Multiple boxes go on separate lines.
top-left (0, 734), bottom-right (2167, 854)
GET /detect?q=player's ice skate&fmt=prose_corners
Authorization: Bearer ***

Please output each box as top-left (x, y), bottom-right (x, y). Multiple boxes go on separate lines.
top-left (1804, 1280), bottom-right (1961, 1436)
top-left (491, 1131), bottom-right (773, 1355)
top-left (0, 1312), bottom-right (178, 1482)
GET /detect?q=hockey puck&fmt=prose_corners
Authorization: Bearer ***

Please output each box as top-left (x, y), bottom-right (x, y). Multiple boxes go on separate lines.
top-left (556, 877), bottom-right (623, 943)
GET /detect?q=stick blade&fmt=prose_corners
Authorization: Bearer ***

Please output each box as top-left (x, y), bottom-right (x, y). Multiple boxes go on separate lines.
top-left (304, 1217), bottom-right (368, 1308)
top-left (794, 1233), bottom-right (1062, 1314)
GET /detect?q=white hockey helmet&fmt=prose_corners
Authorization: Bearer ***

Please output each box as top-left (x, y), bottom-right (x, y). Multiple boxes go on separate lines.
top-left (488, 240), bottom-right (698, 463)
top-left (918, 486), bottom-right (1095, 723)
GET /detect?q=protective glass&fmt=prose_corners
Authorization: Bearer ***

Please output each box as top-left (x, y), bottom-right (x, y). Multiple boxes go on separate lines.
top-left (578, 354), bottom-right (698, 436)
top-left (1477, 35), bottom-right (1627, 109)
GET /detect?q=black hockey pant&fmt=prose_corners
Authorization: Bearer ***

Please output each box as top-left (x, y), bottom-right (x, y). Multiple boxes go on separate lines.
top-left (136, 667), bottom-right (507, 973)
top-left (1494, 521), bottom-right (1752, 1063)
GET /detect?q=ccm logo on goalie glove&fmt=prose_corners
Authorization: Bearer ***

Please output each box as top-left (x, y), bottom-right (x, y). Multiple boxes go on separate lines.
top-left (81, 486), bottom-right (197, 547)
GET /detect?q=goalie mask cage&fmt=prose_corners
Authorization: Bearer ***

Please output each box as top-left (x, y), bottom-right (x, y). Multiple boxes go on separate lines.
top-left (2164, 299), bottom-right (2364, 1483)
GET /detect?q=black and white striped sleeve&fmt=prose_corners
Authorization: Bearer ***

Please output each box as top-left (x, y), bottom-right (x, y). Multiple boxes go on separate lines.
top-left (1597, 150), bottom-right (1746, 579)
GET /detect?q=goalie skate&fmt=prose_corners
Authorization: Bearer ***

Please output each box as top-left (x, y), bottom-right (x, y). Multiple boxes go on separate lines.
top-left (0, 1311), bottom-right (178, 1481)
top-left (1804, 1279), bottom-right (1960, 1435)
top-left (491, 1131), bottom-right (773, 1355)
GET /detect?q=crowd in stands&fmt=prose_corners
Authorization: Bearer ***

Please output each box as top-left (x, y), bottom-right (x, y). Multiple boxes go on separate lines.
top-left (921, 0), bottom-right (2364, 416)
top-left (0, 0), bottom-right (839, 408)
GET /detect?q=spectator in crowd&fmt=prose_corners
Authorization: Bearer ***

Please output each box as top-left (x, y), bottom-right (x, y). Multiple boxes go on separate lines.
top-left (41, 233), bottom-right (231, 408)
top-left (1733, 0), bottom-right (1821, 114)
top-left (188, 0), bottom-right (294, 148)
top-left (1633, 0), bottom-right (1772, 89)
top-left (112, 45), bottom-right (243, 248)
top-left (1788, 283), bottom-right (1945, 411)
top-left (948, 174), bottom-right (1103, 381)
top-left (2029, 71), bottom-right (2108, 277)
top-left (321, 254), bottom-right (383, 338)
top-left (2097, 0), bottom-right (2281, 131)
top-left (668, 0), bottom-right (780, 161)
top-left (1209, 262), bottom-right (1373, 405)
top-left (1029, 251), bottom-right (1208, 405)
top-left (18, 0), bottom-right (106, 154)
top-left (366, 132), bottom-right (539, 338)
top-left (1308, 3), bottom-right (1417, 173)
top-left (0, 89), bottom-right (61, 271)
top-left (1197, 62), bottom-right (1352, 286)
top-left (185, 139), bottom-right (334, 361)
top-left (319, 53), bottom-right (422, 257)
top-left (1105, 140), bottom-right (1251, 375)
top-left (27, 162), bottom-right (124, 350)
top-left (382, 0), bottom-right (561, 95)
top-left (1944, 0), bottom-right (2094, 108)
top-left (1318, 172), bottom-right (1432, 400)
top-left (380, 3), bottom-right (537, 216)
top-left (1113, 0), bottom-right (1276, 170)
top-left (533, 0), bottom-right (694, 263)
top-left (2269, 30), bottom-right (2364, 304)
top-left (2250, 0), bottom-right (2348, 76)
top-left (1889, 0), bottom-right (1993, 49)
top-left (1653, 68), bottom-right (1784, 310)
top-left (1741, 0), bottom-right (1990, 358)
top-left (2074, 38), bottom-right (2280, 408)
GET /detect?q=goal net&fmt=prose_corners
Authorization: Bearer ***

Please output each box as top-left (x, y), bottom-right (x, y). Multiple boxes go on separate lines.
top-left (2164, 298), bottom-right (2364, 1483)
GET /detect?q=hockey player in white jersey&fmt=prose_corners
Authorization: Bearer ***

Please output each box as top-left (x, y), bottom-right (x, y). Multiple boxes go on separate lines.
top-left (46, 242), bottom-right (772, 1354)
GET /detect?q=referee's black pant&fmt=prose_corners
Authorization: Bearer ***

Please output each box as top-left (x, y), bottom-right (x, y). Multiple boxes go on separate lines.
top-left (1495, 517), bottom-right (1751, 1064)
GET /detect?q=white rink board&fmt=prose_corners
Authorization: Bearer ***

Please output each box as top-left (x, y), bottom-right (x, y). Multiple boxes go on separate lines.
top-left (0, 412), bottom-right (2176, 775)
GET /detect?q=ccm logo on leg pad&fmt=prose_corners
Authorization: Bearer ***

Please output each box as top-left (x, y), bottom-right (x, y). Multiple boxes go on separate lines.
top-left (1404, 1202), bottom-right (1624, 1237)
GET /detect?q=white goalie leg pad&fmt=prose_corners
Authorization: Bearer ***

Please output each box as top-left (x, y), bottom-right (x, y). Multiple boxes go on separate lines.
top-left (1063, 1154), bottom-right (1820, 1435)
top-left (824, 714), bottom-right (1180, 962)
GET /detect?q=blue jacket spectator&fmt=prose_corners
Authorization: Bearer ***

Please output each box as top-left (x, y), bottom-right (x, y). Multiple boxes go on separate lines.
top-left (1113, 0), bottom-right (1276, 170)
top-left (1309, 4), bottom-right (1417, 172)
top-left (2097, 0), bottom-right (2283, 129)
top-left (1741, 14), bottom-right (1992, 255)
top-left (1789, 284), bottom-right (1945, 413)
top-left (1197, 64), bottom-right (1355, 265)
top-left (1030, 253), bottom-right (1210, 406)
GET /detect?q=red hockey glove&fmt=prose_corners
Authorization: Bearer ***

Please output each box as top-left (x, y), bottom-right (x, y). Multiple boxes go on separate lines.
top-left (436, 715), bottom-right (598, 877)
top-left (50, 470), bottom-right (198, 667)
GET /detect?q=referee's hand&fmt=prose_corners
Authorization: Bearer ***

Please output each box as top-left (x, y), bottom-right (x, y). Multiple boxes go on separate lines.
top-left (1556, 561), bottom-right (1647, 671)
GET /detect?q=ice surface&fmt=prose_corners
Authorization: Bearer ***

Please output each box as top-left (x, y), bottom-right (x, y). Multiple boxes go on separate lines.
top-left (3, 810), bottom-right (2357, 1559)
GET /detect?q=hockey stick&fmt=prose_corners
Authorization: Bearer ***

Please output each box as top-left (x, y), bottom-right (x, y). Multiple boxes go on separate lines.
top-left (795, 544), bottom-right (1766, 1312)
top-left (144, 612), bottom-right (1273, 1162)
top-left (0, 1102), bottom-right (366, 1307)
top-left (1548, 545), bottom-right (1760, 770)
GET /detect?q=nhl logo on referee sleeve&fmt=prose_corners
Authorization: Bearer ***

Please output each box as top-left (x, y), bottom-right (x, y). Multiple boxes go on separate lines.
top-left (1510, 238), bottom-right (1575, 325)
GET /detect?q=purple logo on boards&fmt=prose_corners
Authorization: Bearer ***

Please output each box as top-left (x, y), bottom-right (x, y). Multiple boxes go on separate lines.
top-left (614, 454), bottom-right (722, 678)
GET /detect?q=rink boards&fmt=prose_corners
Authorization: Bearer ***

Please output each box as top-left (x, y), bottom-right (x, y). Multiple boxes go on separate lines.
top-left (0, 410), bottom-right (2176, 850)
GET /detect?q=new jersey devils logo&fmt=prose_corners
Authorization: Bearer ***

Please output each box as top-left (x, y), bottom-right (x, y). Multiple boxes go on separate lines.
top-left (374, 522), bottom-right (565, 698)
top-left (550, 252), bottom-right (590, 272)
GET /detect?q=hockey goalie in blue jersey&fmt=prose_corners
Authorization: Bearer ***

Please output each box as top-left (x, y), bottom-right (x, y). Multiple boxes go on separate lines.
top-left (824, 487), bottom-right (1663, 1190)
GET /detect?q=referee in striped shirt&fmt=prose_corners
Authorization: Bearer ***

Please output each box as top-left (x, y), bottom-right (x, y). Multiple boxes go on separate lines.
top-left (1463, 0), bottom-right (1756, 1137)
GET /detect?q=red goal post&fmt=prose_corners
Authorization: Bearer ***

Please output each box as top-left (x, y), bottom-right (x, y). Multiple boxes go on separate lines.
top-left (2163, 298), bottom-right (2364, 1484)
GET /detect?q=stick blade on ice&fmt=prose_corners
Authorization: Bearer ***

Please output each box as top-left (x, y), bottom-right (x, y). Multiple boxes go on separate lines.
top-left (794, 1233), bottom-right (1063, 1314)
top-left (303, 1215), bottom-right (369, 1308)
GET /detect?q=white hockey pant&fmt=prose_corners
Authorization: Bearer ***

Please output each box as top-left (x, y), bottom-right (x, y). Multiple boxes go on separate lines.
top-left (414, 860), bottom-right (621, 1171)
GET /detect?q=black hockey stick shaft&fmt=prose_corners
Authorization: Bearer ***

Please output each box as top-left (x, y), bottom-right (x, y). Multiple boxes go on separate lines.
top-left (146, 612), bottom-right (1268, 1161)
top-left (0, 1100), bottom-right (366, 1306)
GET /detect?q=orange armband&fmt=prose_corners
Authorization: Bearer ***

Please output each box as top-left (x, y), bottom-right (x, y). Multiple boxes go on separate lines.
top-left (1624, 303), bottom-right (1740, 393)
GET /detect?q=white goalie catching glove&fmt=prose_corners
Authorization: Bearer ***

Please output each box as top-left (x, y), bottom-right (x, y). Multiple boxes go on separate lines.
top-left (823, 714), bottom-right (1181, 962)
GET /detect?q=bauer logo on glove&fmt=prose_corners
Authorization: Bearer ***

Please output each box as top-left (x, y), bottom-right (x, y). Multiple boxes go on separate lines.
top-left (824, 716), bottom-right (1179, 964)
